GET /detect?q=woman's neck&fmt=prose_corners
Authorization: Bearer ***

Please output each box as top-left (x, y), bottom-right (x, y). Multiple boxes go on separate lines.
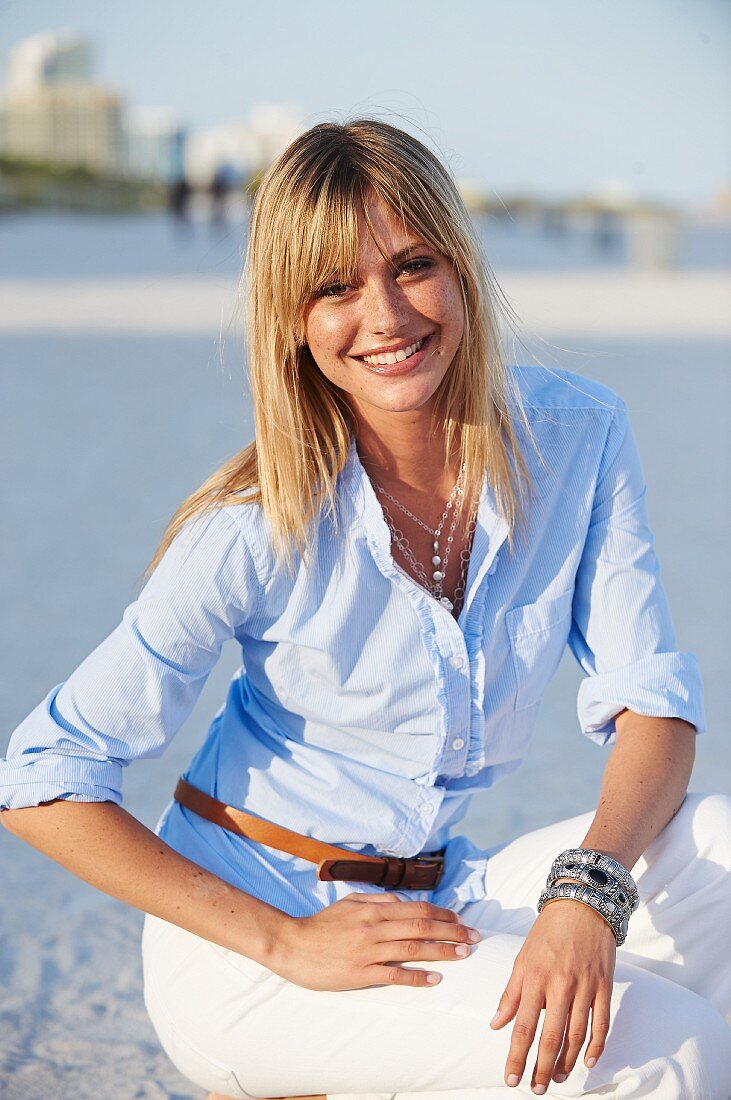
top-left (353, 409), bottom-right (461, 502)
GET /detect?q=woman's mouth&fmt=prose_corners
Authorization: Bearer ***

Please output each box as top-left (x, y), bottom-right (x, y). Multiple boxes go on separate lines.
top-left (354, 333), bottom-right (433, 375)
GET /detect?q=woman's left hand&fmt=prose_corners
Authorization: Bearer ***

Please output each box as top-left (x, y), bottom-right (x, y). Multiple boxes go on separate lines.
top-left (489, 897), bottom-right (616, 1093)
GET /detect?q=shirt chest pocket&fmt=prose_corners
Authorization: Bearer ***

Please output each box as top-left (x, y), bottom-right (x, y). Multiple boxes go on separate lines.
top-left (505, 588), bottom-right (574, 712)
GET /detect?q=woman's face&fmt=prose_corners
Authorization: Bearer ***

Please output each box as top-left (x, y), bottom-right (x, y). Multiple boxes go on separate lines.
top-left (302, 193), bottom-right (465, 429)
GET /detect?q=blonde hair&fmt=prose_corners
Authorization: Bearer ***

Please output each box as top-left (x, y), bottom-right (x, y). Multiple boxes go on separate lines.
top-left (146, 118), bottom-right (535, 577)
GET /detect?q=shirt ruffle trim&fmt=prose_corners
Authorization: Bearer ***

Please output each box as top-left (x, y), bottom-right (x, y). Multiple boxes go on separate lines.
top-left (431, 833), bottom-right (490, 909)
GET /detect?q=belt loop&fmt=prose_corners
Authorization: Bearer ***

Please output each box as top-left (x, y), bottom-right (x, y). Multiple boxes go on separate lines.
top-left (380, 857), bottom-right (407, 888)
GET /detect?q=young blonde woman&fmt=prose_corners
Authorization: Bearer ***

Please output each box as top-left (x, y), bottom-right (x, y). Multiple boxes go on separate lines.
top-left (2, 120), bottom-right (730, 1100)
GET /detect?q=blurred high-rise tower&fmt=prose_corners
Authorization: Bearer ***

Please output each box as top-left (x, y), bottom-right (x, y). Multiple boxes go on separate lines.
top-left (0, 30), bottom-right (124, 175)
top-left (5, 29), bottom-right (92, 92)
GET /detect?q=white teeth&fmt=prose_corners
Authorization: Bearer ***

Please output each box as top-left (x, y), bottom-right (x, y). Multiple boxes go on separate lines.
top-left (362, 336), bottom-right (425, 367)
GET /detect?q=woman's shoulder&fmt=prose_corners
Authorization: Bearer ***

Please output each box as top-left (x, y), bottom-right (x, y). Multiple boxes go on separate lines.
top-left (208, 495), bottom-right (275, 577)
top-left (509, 363), bottom-right (625, 418)
top-left (160, 496), bottom-right (274, 594)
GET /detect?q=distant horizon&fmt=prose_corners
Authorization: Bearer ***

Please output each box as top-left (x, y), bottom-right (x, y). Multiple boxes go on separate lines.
top-left (1, 0), bottom-right (729, 206)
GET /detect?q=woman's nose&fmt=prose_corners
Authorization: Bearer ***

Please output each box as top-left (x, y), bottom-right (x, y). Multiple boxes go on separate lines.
top-left (362, 278), bottom-right (409, 335)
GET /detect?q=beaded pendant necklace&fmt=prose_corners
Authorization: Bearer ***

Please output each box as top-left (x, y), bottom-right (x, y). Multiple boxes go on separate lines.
top-left (372, 468), bottom-right (477, 613)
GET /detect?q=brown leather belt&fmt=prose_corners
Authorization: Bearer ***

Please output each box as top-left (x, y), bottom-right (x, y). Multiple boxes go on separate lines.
top-left (173, 776), bottom-right (445, 890)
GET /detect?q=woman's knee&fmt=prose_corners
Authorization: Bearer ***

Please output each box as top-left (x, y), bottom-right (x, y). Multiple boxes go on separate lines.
top-left (638, 791), bottom-right (731, 897)
top-left (672, 994), bottom-right (731, 1098)
top-left (683, 791), bottom-right (731, 867)
top-left (610, 963), bottom-right (731, 1098)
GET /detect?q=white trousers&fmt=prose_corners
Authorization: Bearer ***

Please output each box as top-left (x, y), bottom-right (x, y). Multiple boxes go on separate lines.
top-left (141, 792), bottom-right (731, 1099)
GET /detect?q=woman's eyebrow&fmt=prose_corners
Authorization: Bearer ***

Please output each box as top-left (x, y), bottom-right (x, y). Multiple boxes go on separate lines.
top-left (389, 243), bottom-right (432, 265)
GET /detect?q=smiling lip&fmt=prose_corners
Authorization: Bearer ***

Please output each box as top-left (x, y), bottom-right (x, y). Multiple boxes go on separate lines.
top-left (354, 333), bottom-right (434, 375)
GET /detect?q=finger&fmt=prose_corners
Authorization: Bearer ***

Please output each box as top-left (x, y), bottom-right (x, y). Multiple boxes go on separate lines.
top-left (342, 888), bottom-right (404, 906)
top-left (490, 970), bottom-right (522, 1030)
top-left (531, 992), bottom-right (571, 1093)
top-left (503, 985), bottom-right (543, 1089)
top-left (374, 898), bottom-right (467, 925)
top-left (552, 993), bottom-right (592, 1082)
top-left (345, 892), bottom-right (398, 903)
top-left (375, 937), bottom-right (474, 964)
top-left (379, 916), bottom-right (480, 946)
top-left (370, 963), bottom-right (444, 988)
top-left (585, 984), bottom-right (612, 1069)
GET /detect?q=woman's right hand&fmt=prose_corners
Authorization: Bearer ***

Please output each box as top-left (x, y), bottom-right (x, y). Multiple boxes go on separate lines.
top-left (270, 891), bottom-right (482, 990)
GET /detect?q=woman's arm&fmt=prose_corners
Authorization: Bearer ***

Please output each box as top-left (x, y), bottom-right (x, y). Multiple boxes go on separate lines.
top-left (490, 710), bottom-right (697, 1093)
top-left (1, 798), bottom-right (478, 990)
top-left (575, 709), bottom-right (696, 868)
top-left (1, 799), bottom-right (290, 962)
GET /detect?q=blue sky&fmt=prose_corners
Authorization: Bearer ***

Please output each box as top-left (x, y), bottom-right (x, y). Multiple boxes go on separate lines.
top-left (1, 0), bottom-right (729, 204)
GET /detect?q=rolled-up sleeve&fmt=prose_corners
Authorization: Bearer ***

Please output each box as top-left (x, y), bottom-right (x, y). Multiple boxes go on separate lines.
top-left (0, 507), bottom-right (262, 810)
top-left (569, 399), bottom-right (706, 746)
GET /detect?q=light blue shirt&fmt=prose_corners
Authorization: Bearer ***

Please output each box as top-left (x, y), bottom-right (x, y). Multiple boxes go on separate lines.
top-left (0, 366), bottom-right (705, 917)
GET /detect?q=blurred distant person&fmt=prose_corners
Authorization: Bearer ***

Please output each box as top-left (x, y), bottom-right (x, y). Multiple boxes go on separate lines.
top-left (593, 209), bottom-right (621, 253)
top-left (209, 164), bottom-right (232, 228)
top-left (168, 174), bottom-right (192, 231)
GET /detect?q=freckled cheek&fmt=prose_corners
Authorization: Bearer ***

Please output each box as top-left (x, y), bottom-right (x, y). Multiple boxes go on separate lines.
top-left (431, 289), bottom-right (465, 356)
top-left (306, 316), bottom-right (356, 370)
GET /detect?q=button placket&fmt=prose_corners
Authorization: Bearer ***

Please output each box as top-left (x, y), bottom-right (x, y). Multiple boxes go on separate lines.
top-left (435, 642), bottom-right (470, 770)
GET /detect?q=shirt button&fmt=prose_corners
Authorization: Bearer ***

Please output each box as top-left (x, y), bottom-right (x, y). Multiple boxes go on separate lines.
top-left (451, 737), bottom-right (465, 751)
top-left (420, 803), bottom-right (434, 818)
top-left (450, 655), bottom-right (465, 670)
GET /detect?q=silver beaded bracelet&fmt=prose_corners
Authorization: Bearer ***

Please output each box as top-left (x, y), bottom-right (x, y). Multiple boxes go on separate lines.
top-left (548, 862), bottom-right (635, 920)
top-left (538, 848), bottom-right (639, 947)
top-left (549, 848), bottom-right (639, 912)
top-left (538, 881), bottom-right (629, 946)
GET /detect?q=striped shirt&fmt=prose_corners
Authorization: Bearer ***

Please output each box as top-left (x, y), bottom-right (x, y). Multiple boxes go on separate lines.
top-left (0, 366), bottom-right (705, 916)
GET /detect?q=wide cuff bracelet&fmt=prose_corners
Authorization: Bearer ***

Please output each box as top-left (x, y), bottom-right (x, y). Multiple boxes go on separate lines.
top-left (548, 862), bottom-right (634, 920)
top-left (538, 881), bottom-right (629, 946)
top-left (549, 848), bottom-right (639, 913)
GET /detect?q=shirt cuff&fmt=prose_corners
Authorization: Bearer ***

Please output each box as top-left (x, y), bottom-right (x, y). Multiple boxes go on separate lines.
top-left (0, 753), bottom-right (123, 810)
top-left (576, 651), bottom-right (707, 747)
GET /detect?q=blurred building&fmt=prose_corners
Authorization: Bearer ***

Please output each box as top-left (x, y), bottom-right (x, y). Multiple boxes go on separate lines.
top-left (712, 184), bottom-right (731, 216)
top-left (1, 85), bottom-right (124, 175)
top-left (5, 28), bottom-right (91, 92)
top-left (0, 30), bottom-right (123, 175)
top-left (125, 106), bottom-right (186, 183)
top-left (0, 31), bottom-right (302, 190)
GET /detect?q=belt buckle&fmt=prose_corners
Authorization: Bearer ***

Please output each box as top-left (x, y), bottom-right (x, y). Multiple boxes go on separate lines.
top-left (318, 850), bottom-right (446, 889)
top-left (383, 851), bottom-right (446, 890)
top-left (403, 851), bottom-right (445, 889)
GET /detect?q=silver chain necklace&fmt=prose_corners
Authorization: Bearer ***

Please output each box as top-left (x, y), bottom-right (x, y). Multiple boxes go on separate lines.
top-left (371, 469), bottom-right (476, 613)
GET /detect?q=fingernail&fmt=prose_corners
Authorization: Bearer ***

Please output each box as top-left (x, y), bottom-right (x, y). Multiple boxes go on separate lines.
top-left (426, 972), bottom-right (442, 984)
top-left (468, 929), bottom-right (481, 942)
top-left (553, 1072), bottom-right (568, 1082)
top-left (533, 1086), bottom-right (547, 1096)
top-left (490, 1011), bottom-right (501, 1026)
top-left (506, 1074), bottom-right (520, 1087)
top-left (586, 1056), bottom-right (597, 1068)
top-left (455, 944), bottom-right (470, 956)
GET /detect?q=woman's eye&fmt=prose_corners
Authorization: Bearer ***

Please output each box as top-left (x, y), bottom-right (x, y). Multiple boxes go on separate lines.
top-left (400, 258), bottom-right (434, 275)
top-left (318, 283), bottom-right (351, 299)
